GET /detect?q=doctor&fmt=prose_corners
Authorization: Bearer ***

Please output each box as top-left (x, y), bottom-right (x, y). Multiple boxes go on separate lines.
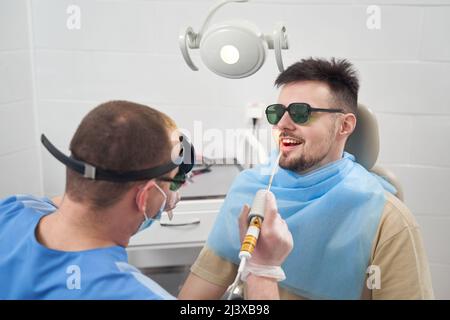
top-left (0, 100), bottom-right (292, 299)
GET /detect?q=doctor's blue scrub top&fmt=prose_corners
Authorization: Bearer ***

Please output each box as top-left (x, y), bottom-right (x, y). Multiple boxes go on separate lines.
top-left (0, 195), bottom-right (175, 300)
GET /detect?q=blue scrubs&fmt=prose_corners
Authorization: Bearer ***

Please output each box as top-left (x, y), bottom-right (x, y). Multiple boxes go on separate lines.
top-left (0, 195), bottom-right (175, 300)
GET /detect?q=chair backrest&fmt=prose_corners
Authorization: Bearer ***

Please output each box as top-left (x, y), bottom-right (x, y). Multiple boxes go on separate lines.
top-left (344, 104), bottom-right (404, 201)
top-left (370, 165), bottom-right (405, 201)
top-left (345, 104), bottom-right (379, 170)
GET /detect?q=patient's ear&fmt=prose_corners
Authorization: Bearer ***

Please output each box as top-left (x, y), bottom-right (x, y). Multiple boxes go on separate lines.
top-left (340, 113), bottom-right (357, 137)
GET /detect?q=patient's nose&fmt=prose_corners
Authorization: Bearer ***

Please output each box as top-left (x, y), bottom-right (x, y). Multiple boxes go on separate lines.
top-left (276, 110), bottom-right (296, 131)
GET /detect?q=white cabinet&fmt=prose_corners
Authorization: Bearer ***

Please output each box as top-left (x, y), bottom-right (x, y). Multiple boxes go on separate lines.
top-left (127, 198), bottom-right (224, 269)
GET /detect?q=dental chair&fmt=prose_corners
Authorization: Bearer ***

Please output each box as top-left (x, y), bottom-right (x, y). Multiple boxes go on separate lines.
top-left (345, 104), bottom-right (404, 201)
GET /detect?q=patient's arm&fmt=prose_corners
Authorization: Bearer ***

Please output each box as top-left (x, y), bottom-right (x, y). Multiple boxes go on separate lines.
top-left (179, 271), bottom-right (280, 300)
top-left (245, 274), bottom-right (279, 300)
top-left (178, 272), bottom-right (226, 300)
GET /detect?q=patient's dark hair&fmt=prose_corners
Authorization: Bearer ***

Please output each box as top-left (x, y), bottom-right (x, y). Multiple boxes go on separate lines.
top-left (66, 100), bottom-right (173, 210)
top-left (275, 57), bottom-right (359, 114)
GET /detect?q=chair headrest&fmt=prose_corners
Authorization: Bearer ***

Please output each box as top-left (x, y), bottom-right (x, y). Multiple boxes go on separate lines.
top-left (344, 104), bottom-right (379, 170)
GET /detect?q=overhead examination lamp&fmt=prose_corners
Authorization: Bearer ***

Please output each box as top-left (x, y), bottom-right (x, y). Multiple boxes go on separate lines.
top-left (179, 0), bottom-right (289, 79)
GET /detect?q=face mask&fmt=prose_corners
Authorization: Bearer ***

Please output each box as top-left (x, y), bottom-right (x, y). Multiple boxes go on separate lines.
top-left (136, 183), bottom-right (167, 234)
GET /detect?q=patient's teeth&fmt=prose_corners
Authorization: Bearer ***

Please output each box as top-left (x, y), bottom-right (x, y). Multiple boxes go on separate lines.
top-left (282, 138), bottom-right (300, 144)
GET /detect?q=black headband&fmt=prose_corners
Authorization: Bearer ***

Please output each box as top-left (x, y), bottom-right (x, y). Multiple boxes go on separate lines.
top-left (41, 134), bottom-right (195, 183)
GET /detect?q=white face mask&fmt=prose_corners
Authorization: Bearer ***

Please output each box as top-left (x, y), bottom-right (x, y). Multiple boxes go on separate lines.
top-left (136, 183), bottom-right (167, 234)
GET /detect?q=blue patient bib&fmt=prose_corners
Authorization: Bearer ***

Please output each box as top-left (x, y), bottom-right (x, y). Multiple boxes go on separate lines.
top-left (207, 152), bottom-right (395, 299)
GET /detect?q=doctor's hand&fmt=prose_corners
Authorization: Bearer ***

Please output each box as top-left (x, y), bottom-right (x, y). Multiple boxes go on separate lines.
top-left (238, 191), bottom-right (293, 267)
top-left (164, 190), bottom-right (181, 217)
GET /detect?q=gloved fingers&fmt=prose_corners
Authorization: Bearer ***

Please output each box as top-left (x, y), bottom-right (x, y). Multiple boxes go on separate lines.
top-left (165, 191), bottom-right (181, 211)
top-left (262, 191), bottom-right (278, 224)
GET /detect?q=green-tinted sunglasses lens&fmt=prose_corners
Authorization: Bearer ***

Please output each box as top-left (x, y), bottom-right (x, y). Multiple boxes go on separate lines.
top-left (169, 181), bottom-right (181, 191)
top-left (289, 103), bottom-right (309, 124)
top-left (266, 105), bottom-right (285, 124)
top-left (169, 172), bottom-right (186, 191)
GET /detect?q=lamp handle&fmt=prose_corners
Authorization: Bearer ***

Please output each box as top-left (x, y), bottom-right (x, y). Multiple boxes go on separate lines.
top-left (179, 26), bottom-right (199, 71)
top-left (196, 0), bottom-right (249, 46)
top-left (273, 23), bottom-right (289, 72)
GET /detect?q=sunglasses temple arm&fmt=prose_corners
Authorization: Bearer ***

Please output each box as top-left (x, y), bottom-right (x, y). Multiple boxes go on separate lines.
top-left (310, 108), bottom-right (344, 113)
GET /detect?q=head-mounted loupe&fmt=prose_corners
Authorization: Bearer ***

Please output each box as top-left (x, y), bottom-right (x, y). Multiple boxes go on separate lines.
top-left (40, 134), bottom-right (195, 184)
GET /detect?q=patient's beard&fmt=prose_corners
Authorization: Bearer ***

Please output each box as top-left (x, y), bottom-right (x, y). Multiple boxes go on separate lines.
top-left (280, 150), bottom-right (329, 174)
top-left (279, 124), bottom-right (336, 174)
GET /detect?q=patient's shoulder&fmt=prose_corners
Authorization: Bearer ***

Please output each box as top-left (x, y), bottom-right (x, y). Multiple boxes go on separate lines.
top-left (371, 192), bottom-right (419, 252)
top-left (383, 192), bottom-right (418, 229)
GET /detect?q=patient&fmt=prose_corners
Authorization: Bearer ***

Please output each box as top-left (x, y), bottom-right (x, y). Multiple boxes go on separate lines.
top-left (179, 58), bottom-right (434, 300)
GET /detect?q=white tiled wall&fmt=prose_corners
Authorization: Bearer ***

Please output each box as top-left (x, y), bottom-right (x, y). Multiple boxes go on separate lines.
top-left (1, 0), bottom-right (449, 298)
top-left (0, 0), bottom-right (42, 197)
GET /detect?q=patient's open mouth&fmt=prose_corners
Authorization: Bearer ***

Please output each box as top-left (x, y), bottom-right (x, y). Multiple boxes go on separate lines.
top-left (279, 136), bottom-right (304, 152)
top-left (281, 137), bottom-right (302, 147)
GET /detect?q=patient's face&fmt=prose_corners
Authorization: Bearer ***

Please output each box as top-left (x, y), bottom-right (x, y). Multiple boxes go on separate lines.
top-left (272, 81), bottom-right (340, 174)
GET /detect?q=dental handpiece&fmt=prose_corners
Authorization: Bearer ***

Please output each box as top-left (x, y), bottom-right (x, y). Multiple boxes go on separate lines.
top-left (226, 190), bottom-right (267, 300)
top-left (239, 152), bottom-right (281, 261)
top-left (226, 153), bottom-right (281, 300)
top-left (239, 189), bottom-right (268, 260)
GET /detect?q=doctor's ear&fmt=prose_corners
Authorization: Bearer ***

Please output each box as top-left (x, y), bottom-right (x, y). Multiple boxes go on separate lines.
top-left (339, 113), bottom-right (357, 137)
top-left (135, 180), bottom-right (156, 211)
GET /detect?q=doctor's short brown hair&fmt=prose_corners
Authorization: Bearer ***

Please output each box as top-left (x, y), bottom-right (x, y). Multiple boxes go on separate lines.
top-left (65, 100), bottom-right (174, 210)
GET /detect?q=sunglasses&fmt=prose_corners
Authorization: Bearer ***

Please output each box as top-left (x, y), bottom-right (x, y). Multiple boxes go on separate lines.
top-left (156, 137), bottom-right (188, 191)
top-left (265, 103), bottom-right (344, 125)
top-left (157, 171), bottom-right (186, 191)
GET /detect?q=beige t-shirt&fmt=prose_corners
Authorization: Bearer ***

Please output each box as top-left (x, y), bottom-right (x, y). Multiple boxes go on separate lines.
top-left (190, 192), bottom-right (434, 299)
